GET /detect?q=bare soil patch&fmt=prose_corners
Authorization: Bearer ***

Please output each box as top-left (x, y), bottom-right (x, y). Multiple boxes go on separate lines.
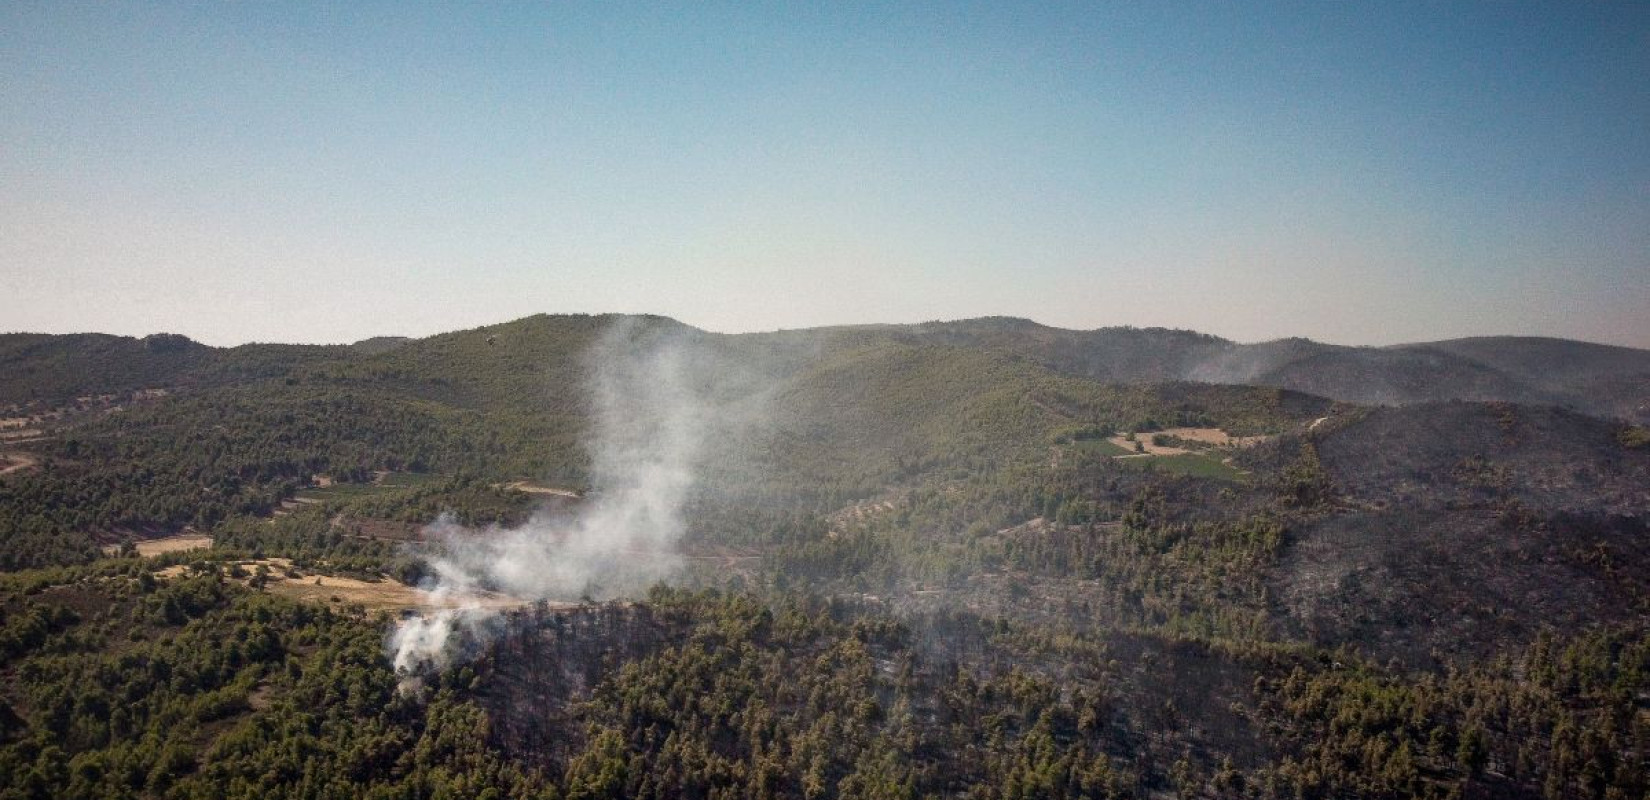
top-left (500, 481), bottom-right (582, 498)
top-left (101, 533), bottom-right (214, 557)
top-left (1106, 427), bottom-right (1268, 457)
top-left (271, 573), bottom-right (445, 613)
top-left (156, 556), bottom-right (531, 613)
top-left (0, 451), bottom-right (37, 476)
top-left (272, 497), bottom-right (323, 517)
top-left (672, 545), bottom-right (763, 570)
top-left (827, 493), bottom-right (905, 536)
top-left (246, 682), bottom-right (276, 711)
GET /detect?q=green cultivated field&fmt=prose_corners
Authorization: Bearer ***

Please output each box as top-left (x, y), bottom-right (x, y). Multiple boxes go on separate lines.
top-left (1127, 451), bottom-right (1248, 481)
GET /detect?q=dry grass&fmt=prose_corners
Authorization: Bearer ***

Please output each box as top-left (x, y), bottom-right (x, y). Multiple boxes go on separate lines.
top-left (154, 556), bottom-right (530, 613)
top-left (500, 480), bottom-right (582, 498)
top-left (102, 533), bottom-right (214, 557)
top-left (0, 450), bottom-right (37, 476)
top-left (270, 573), bottom-right (529, 613)
top-left (268, 573), bottom-right (442, 613)
top-left (1107, 427), bottom-right (1269, 457)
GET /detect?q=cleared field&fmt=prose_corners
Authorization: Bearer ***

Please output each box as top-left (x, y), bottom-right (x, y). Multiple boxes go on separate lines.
top-left (294, 472), bottom-right (447, 502)
top-left (158, 557), bottom-right (530, 613)
top-left (294, 484), bottom-right (396, 502)
top-left (273, 573), bottom-right (487, 613)
top-left (273, 575), bottom-right (529, 613)
top-left (1106, 427), bottom-right (1268, 457)
top-left (0, 451), bottom-right (37, 476)
top-left (1162, 427), bottom-right (1269, 447)
top-left (101, 533), bottom-right (214, 557)
top-left (500, 480), bottom-right (582, 498)
top-left (1107, 433), bottom-right (1180, 455)
top-left (1126, 453), bottom-right (1248, 481)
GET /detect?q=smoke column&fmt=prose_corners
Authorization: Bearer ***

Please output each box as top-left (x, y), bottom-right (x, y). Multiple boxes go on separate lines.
top-left (389, 319), bottom-right (708, 679)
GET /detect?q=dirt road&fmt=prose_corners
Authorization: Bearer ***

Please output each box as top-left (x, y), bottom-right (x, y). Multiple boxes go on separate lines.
top-left (0, 450), bottom-right (37, 475)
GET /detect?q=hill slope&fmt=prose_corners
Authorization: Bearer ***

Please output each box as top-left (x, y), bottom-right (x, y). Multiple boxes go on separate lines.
top-left (10, 316), bottom-right (1645, 420)
top-left (1255, 403), bottom-right (1650, 665)
top-left (881, 318), bottom-right (1650, 423)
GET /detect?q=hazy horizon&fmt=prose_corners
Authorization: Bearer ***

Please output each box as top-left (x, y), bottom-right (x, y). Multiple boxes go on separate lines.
top-left (4, 3), bottom-right (1647, 349)
top-left (9, 310), bottom-right (1650, 354)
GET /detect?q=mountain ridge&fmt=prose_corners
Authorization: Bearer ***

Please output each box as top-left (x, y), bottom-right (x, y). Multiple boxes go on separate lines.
top-left (5, 314), bottom-right (1648, 423)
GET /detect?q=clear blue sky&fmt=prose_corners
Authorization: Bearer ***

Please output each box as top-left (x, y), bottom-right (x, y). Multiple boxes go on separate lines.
top-left (3, 2), bottom-right (1647, 347)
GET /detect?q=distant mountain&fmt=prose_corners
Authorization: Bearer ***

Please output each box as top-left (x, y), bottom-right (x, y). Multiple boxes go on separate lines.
top-left (0, 331), bottom-right (351, 408)
top-left (6, 315), bottom-right (1646, 424)
top-left (0, 332), bottom-right (213, 408)
top-left (347, 335), bottom-right (412, 355)
top-left (881, 318), bottom-right (1650, 423)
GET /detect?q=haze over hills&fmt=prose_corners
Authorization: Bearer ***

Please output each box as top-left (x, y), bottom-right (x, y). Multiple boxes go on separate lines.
top-left (6, 314), bottom-right (1648, 422)
top-left (888, 317), bottom-right (1650, 423)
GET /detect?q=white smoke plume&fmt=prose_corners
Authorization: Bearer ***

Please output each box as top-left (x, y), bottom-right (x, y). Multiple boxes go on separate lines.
top-left (389, 319), bottom-right (711, 681)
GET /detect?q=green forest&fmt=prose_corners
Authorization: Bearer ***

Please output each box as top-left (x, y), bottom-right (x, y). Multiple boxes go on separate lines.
top-left (1, 315), bottom-right (1647, 798)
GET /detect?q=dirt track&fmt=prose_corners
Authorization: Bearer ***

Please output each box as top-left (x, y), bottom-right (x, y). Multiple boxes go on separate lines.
top-left (0, 451), bottom-right (37, 475)
top-left (500, 481), bottom-right (582, 498)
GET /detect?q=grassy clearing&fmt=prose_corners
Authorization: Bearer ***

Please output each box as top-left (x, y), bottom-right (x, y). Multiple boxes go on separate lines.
top-left (294, 472), bottom-right (445, 502)
top-left (501, 480), bottom-right (582, 497)
top-left (1129, 453), bottom-right (1248, 481)
top-left (99, 533), bottom-right (215, 558)
top-left (376, 471), bottom-right (446, 488)
top-left (294, 483), bottom-right (398, 502)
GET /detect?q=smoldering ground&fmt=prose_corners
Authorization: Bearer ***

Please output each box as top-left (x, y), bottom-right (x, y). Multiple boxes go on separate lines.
top-left (389, 318), bottom-right (776, 682)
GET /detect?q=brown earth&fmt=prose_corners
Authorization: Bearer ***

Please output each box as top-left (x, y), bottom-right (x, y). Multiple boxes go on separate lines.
top-left (101, 533), bottom-right (214, 557)
top-left (0, 451), bottom-right (37, 476)
top-left (157, 557), bottom-right (532, 614)
top-left (500, 481), bottom-right (582, 498)
top-left (1107, 427), bottom-right (1269, 457)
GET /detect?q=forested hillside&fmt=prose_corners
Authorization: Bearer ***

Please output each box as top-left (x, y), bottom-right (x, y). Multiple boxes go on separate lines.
top-left (1, 314), bottom-right (1645, 798)
top-left (876, 318), bottom-right (1650, 423)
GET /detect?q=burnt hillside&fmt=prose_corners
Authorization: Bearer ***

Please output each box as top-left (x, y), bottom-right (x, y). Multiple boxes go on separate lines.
top-left (1310, 402), bottom-right (1650, 515)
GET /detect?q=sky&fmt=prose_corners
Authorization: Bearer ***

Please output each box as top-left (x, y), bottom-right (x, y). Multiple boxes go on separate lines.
top-left (2, 2), bottom-right (1647, 348)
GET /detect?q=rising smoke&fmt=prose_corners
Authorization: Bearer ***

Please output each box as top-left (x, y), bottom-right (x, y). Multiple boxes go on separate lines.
top-left (389, 318), bottom-right (716, 681)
